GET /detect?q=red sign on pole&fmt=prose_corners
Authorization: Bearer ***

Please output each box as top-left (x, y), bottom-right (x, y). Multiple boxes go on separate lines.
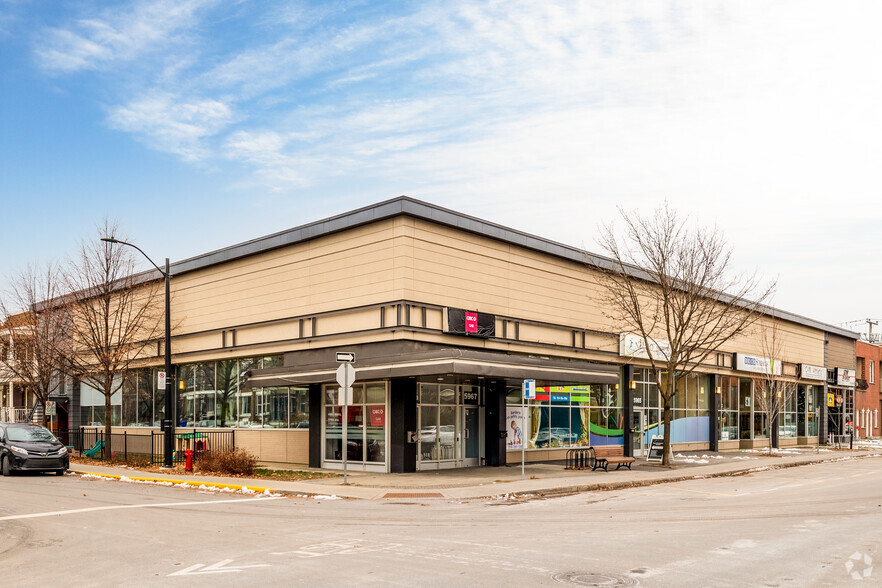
top-left (370, 406), bottom-right (386, 427)
top-left (465, 311), bottom-right (478, 333)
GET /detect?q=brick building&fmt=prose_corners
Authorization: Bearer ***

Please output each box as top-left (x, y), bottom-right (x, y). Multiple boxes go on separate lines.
top-left (855, 340), bottom-right (881, 439)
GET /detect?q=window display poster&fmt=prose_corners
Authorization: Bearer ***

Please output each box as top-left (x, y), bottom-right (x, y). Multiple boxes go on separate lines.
top-left (506, 406), bottom-right (526, 450)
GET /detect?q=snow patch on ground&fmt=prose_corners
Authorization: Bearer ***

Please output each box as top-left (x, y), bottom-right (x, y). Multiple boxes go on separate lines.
top-left (78, 473), bottom-right (280, 496)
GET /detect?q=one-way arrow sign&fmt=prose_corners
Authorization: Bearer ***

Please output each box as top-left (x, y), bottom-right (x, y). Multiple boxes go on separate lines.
top-left (168, 559), bottom-right (270, 576)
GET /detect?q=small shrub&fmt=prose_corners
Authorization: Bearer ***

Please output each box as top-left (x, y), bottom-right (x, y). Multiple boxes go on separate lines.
top-left (196, 448), bottom-right (257, 476)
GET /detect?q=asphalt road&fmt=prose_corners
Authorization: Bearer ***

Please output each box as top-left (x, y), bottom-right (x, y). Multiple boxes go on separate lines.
top-left (2, 457), bottom-right (880, 587)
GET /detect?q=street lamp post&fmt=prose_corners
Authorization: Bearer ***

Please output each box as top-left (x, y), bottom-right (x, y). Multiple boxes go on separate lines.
top-left (101, 238), bottom-right (174, 468)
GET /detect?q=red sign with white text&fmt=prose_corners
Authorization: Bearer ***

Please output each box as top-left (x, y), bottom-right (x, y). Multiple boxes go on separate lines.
top-left (465, 312), bottom-right (478, 333)
top-left (370, 406), bottom-right (386, 427)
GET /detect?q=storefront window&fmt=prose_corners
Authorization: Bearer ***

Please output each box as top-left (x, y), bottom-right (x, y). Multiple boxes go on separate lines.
top-left (508, 384), bottom-right (622, 449)
top-left (324, 382), bottom-right (387, 463)
top-left (806, 385), bottom-right (818, 436)
top-left (658, 372), bottom-right (710, 444)
top-left (779, 387), bottom-right (797, 438)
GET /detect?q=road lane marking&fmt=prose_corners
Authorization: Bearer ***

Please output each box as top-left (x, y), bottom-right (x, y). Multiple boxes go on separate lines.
top-left (169, 559), bottom-right (271, 576)
top-left (0, 496), bottom-right (282, 522)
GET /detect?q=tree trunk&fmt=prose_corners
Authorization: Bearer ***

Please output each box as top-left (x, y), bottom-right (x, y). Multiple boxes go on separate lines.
top-left (662, 403), bottom-right (674, 465)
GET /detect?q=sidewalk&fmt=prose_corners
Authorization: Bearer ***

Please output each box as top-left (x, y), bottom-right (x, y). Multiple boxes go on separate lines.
top-left (69, 447), bottom-right (882, 501)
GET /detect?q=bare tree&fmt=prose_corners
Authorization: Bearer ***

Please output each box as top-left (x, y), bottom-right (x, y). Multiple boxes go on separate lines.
top-left (64, 221), bottom-right (163, 460)
top-left (752, 315), bottom-right (798, 455)
top-left (597, 202), bottom-right (776, 465)
top-left (0, 263), bottom-right (71, 426)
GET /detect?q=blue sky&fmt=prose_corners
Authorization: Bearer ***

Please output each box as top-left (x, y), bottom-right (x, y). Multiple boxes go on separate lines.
top-left (1, 1), bottom-right (880, 331)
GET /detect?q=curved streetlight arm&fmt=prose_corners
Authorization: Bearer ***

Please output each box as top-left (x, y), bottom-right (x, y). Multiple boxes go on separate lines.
top-left (100, 237), bottom-right (168, 277)
top-left (99, 236), bottom-right (175, 468)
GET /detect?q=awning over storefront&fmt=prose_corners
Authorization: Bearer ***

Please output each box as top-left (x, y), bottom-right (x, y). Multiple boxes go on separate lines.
top-left (243, 343), bottom-right (620, 388)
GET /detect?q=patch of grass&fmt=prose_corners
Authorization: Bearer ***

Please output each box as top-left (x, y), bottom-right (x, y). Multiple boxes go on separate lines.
top-left (253, 468), bottom-right (340, 481)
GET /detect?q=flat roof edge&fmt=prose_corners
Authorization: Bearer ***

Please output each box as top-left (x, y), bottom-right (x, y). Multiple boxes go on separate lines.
top-left (164, 195), bottom-right (859, 340)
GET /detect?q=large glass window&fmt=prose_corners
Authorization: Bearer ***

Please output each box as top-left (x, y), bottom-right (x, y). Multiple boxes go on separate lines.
top-left (324, 382), bottom-right (387, 463)
top-left (80, 378), bottom-right (122, 426)
top-left (806, 385), bottom-right (818, 436)
top-left (86, 355), bottom-right (287, 428)
top-left (779, 385), bottom-right (798, 438)
top-left (507, 383), bottom-right (622, 449)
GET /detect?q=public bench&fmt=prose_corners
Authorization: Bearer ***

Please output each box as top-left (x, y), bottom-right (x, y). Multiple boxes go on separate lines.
top-left (591, 445), bottom-right (635, 472)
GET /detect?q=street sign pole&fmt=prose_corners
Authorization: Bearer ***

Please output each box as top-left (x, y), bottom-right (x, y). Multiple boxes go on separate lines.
top-left (335, 357), bottom-right (356, 485)
top-left (522, 379), bottom-right (535, 479)
top-left (343, 392), bottom-right (348, 485)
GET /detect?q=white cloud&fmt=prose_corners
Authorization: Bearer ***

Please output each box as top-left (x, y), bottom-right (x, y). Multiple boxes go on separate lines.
top-left (107, 93), bottom-right (233, 161)
top-left (24, 0), bottom-right (882, 323)
top-left (35, 0), bottom-right (214, 73)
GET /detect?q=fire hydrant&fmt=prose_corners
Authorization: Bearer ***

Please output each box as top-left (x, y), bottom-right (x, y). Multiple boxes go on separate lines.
top-left (185, 449), bottom-right (194, 472)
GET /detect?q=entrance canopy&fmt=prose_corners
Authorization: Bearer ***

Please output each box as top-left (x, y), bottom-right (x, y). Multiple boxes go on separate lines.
top-left (243, 342), bottom-right (620, 388)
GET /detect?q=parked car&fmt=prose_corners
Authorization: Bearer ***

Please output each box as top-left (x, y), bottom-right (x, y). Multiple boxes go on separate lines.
top-left (0, 423), bottom-right (69, 476)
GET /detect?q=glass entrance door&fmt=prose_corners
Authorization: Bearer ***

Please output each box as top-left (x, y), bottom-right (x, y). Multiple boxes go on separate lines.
top-left (418, 382), bottom-right (482, 470)
top-left (631, 410), bottom-right (645, 456)
top-left (462, 406), bottom-right (479, 466)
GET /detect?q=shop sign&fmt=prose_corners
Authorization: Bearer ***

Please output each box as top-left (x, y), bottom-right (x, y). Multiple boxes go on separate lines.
top-left (735, 353), bottom-right (782, 376)
top-left (799, 363), bottom-right (826, 381)
top-left (827, 393), bottom-right (835, 407)
top-left (619, 333), bottom-right (671, 361)
top-left (835, 368), bottom-right (856, 387)
top-left (369, 406), bottom-right (385, 427)
top-left (445, 308), bottom-right (495, 338)
top-left (550, 394), bottom-right (569, 402)
top-left (836, 396), bottom-right (844, 405)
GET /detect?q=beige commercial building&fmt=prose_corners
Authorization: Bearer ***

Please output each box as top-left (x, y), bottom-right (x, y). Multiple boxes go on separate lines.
top-left (47, 197), bottom-right (858, 471)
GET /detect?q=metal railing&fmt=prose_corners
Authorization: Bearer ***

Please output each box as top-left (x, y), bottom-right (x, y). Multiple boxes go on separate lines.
top-left (0, 407), bottom-right (32, 423)
top-left (827, 434), bottom-right (853, 449)
top-left (66, 427), bottom-right (236, 464)
top-left (151, 429), bottom-right (236, 465)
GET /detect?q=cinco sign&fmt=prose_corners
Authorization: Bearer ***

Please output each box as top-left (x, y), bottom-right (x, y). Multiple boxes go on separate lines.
top-left (370, 406), bottom-right (386, 427)
top-left (445, 308), bottom-right (495, 338)
top-left (465, 312), bottom-right (478, 333)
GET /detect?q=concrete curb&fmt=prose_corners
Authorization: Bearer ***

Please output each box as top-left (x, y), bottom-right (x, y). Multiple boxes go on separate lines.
top-left (69, 450), bottom-right (882, 501)
top-left (481, 452), bottom-right (882, 501)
